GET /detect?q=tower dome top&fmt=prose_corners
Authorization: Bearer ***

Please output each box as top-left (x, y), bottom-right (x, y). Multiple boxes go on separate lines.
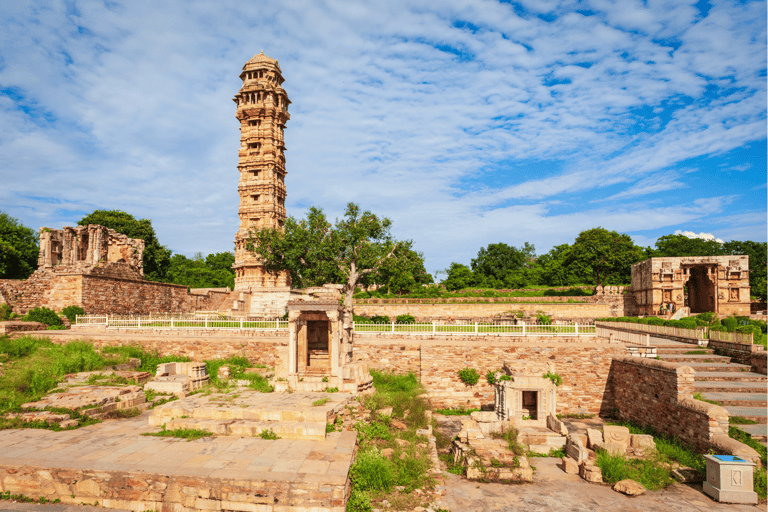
top-left (244, 50), bottom-right (281, 71)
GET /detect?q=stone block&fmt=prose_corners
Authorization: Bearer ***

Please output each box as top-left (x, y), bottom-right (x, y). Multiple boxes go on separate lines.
top-left (630, 434), bottom-right (655, 451)
top-left (547, 414), bottom-right (568, 436)
top-left (586, 428), bottom-right (603, 450)
top-left (565, 434), bottom-right (587, 463)
top-left (672, 467), bottom-right (704, 483)
top-left (603, 425), bottom-right (630, 456)
top-left (562, 457), bottom-right (579, 474)
top-left (613, 479), bottom-right (645, 496)
top-left (579, 462), bottom-right (603, 483)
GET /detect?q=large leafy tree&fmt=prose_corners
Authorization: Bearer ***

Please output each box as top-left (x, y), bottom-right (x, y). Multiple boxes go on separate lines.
top-left (442, 263), bottom-right (475, 291)
top-left (651, 234), bottom-right (728, 257)
top-left (471, 242), bottom-right (534, 286)
top-left (723, 240), bottom-right (767, 301)
top-left (566, 227), bottom-right (643, 286)
top-left (532, 244), bottom-right (588, 287)
top-left (0, 211), bottom-right (39, 279)
top-left (167, 252), bottom-right (235, 289)
top-left (249, 203), bottom-right (402, 348)
top-left (78, 210), bottom-right (171, 281)
top-left (367, 244), bottom-right (432, 296)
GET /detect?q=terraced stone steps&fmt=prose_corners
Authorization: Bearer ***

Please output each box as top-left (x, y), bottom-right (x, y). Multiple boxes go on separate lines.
top-left (657, 353), bottom-right (730, 363)
top-left (693, 371), bottom-right (767, 383)
top-left (681, 362), bottom-right (752, 372)
top-left (694, 380), bottom-right (767, 393)
top-left (723, 406), bottom-right (767, 424)
top-left (161, 417), bottom-right (328, 439)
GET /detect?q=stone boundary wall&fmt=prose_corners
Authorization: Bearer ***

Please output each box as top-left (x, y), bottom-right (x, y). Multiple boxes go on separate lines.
top-left (354, 336), bottom-right (626, 414)
top-left (0, 466), bottom-right (348, 512)
top-left (0, 321), bottom-right (46, 335)
top-left (352, 301), bottom-right (626, 322)
top-left (611, 357), bottom-right (729, 451)
top-left (707, 339), bottom-right (764, 366)
top-left (751, 351), bottom-right (767, 375)
top-left (41, 331), bottom-right (288, 369)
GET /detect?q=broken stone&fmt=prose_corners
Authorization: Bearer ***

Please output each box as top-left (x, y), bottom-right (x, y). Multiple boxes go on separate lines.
top-left (630, 434), bottom-right (655, 451)
top-left (671, 467), bottom-right (704, 483)
top-left (376, 407), bottom-right (393, 416)
top-left (613, 479), bottom-right (645, 496)
top-left (381, 448), bottom-right (394, 459)
top-left (547, 414), bottom-right (568, 436)
top-left (586, 428), bottom-right (603, 450)
top-left (391, 419), bottom-right (407, 430)
top-left (579, 462), bottom-right (603, 483)
top-left (566, 434), bottom-right (588, 463)
top-left (562, 457), bottom-right (579, 474)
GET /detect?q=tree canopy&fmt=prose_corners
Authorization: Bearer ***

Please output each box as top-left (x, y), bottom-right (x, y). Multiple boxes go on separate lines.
top-left (0, 211), bottom-right (39, 279)
top-left (78, 210), bottom-right (171, 281)
top-left (166, 252), bottom-right (235, 289)
top-left (471, 242), bottom-right (535, 288)
top-left (565, 227), bottom-right (643, 286)
top-left (249, 203), bottom-right (408, 346)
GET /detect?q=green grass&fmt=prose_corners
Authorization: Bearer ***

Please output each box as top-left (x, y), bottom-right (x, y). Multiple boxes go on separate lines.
top-left (528, 447), bottom-right (567, 458)
top-left (684, 350), bottom-right (709, 355)
top-left (434, 407), bottom-right (481, 416)
top-left (729, 416), bottom-right (758, 425)
top-left (141, 425), bottom-right (212, 441)
top-left (556, 413), bottom-right (595, 420)
top-left (596, 450), bottom-right (672, 490)
top-left (692, 392), bottom-right (721, 405)
top-left (312, 397), bottom-right (330, 406)
top-left (489, 426), bottom-right (525, 457)
top-left (258, 428), bottom-right (280, 440)
top-left (101, 344), bottom-right (191, 374)
top-left (607, 419), bottom-right (705, 474)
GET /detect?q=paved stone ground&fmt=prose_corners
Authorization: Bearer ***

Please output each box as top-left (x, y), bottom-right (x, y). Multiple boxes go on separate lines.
top-left (0, 414), bottom-right (355, 482)
top-left (441, 457), bottom-right (764, 511)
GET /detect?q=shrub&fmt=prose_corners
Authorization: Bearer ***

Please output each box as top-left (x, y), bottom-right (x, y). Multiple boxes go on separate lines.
top-left (645, 317), bottom-right (665, 326)
top-left (61, 306), bottom-right (85, 324)
top-left (349, 448), bottom-right (395, 492)
top-left (23, 307), bottom-right (62, 327)
top-left (0, 304), bottom-right (12, 321)
top-left (722, 316), bottom-right (738, 332)
top-left (395, 314), bottom-right (416, 324)
top-left (353, 315), bottom-right (372, 323)
top-left (543, 371), bottom-right (563, 387)
top-left (458, 368), bottom-right (480, 386)
top-left (536, 313), bottom-right (552, 325)
top-left (370, 315), bottom-right (390, 324)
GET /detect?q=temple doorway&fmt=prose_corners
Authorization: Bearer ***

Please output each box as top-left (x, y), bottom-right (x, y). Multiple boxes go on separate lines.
top-left (686, 265), bottom-right (716, 313)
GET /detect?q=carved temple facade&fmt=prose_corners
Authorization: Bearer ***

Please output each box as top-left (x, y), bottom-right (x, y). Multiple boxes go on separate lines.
top-left (630, 256), bottom-right (751, 316)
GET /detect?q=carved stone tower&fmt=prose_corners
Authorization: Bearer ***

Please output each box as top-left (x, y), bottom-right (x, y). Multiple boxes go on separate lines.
top-left (231, 51), bottom-right (292, 316)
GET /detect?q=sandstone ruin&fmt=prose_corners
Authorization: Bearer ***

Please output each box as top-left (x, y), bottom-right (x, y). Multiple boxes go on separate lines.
top-left (631, 256), bottom-right (751, 316)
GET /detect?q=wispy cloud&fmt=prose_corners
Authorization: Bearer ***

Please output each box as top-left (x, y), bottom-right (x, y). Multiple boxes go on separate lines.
top-left (0, 0), bottom-right (765, 274)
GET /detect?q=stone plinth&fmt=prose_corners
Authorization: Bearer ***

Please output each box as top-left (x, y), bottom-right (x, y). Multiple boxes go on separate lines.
top-left (145, 362), bottom-right (209, 397)
top-left (703, 455), bottom-right (758, 504)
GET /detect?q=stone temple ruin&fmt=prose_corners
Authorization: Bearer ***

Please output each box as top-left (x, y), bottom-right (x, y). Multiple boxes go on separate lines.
top-left (631, 256), bottom-right (751, 316)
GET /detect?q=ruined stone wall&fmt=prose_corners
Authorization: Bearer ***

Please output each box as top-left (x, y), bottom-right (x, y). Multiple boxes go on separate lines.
top-left (611, 357), bottom-right (729, 451)
top-left (751, 351), bottom-right (767, 375)
top-left (353, 336), bottom-right (625, 414)
top-left (78, 276), bottom-right (196, 315)
top-left (352, 300), bottom-right (626, 322)
top-left (707, 339), bottom-right (764, 366)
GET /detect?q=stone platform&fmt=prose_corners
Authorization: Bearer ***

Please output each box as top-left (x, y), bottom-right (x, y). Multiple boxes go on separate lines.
top-left (149, 390), bottom-right (353, 440)
top-left (0, 415), bottom-right (355, 512)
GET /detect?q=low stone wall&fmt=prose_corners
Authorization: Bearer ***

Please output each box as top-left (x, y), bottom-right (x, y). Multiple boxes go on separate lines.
top-left (611, 357), bottom-right (728, 452)
top-left (354, 336), bottom-right (626, 415)
top-left (708, 339), bottom-right (764, 366)
top-left (352, 301), bottom-right (626, 322)
top-left (42, 331), bottom-right (288, 369)
top-left (751, 351), bottom-right (767, 375)
top-left (0, 466), bottom-right (348, 512)
top-left (0, 321), bottom-right (46, 334)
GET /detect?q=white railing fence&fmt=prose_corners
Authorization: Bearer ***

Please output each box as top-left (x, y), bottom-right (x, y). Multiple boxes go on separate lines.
top-left (74, 316), bottom-right (595, 337)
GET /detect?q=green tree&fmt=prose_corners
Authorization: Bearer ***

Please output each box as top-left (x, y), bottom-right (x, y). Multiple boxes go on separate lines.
top-left (723, 240), bottom-right (767, 301)
top-left (471, 242), bottom-right (534, 285)
top-left (249, 203), bottom-right (402, 348)
top-left (531, 244), bottom-right (587, 287)
top-left (166, 252), bottom-right (235, 289)
top-left (369, 244), bottom-right (431, 296)
top-left (0, 211), bottom-right (39, 279)
top-left (442, 263), bottom-right (475, 291)
top-left (652, 234), bottom-right (728, 257)
top-left (566, 227), bottom-right (643, 286)
top-left (78, 210), bottom-right (171, 281)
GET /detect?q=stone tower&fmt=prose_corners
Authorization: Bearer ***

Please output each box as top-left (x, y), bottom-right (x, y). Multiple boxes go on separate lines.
top-left (231, 51), bottom-right (292, 316)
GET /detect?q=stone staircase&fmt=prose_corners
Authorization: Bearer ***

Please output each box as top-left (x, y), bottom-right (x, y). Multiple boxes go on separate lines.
top-left (654, 341), bottom-right (767, 445)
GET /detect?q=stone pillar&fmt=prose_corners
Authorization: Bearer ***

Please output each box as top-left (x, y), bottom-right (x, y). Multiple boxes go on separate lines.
top-left (327, 309), bottom-right (340, 377)
top-left (288, 310), bottom-right (298, 376)
top-left (38, 229), bottom-right (52, 268)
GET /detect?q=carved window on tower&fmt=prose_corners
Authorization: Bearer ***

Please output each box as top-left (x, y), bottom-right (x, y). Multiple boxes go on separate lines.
top-left (248, 142), bottom-right (261, 151)
top-left (249, 120), bottom-right (261, 127)
top-left (729, 288), bottom-right (739, 301)
top-left (252, 195), bottom-right (260, 203)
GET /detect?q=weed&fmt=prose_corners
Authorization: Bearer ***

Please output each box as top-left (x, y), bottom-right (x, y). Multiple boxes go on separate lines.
top-left (596, 449), bottom-right (672, 490)
top-left (313, 397), bottom-right (330, 407)
top-left (692, 392), bottom-right (721, 405)
top-left (490, 426), bottom-right (525, 456)
top-left (104, 407), bottom-right (142, 419)
top-left (434, 407), bottom-right (480, 416)
top-left (542, 371), bottom-right (563, 386)
top-left (439, 453), bottom-right (464, 475)
top-left (322, 376), bottom-right (329, 382)
top-left (729, 416), bottom-right (758, 425)
top-left (326, 387), bottom-right (339, 393)
top-left (142, 424), bottom-right (212, 441)
top-left (457, 368), bottom-right (480, 386)
top-left (684, 350), bottom-right (708, 355)
top-left (258, 428), bottom-right (280, 440)
top-left (556, 413), bottom-right (595, 420)
top-left (528, 446), bottom-right (566, 458)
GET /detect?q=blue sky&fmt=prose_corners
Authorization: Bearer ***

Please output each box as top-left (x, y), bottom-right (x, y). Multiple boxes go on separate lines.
top-left (1, 0), bottom-right (765, 277)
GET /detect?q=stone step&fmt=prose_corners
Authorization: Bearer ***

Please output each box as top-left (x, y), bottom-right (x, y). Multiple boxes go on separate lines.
top-left (723, 406), bottom-right (768, 424)
top-left (656, 354), bottom-right (728, 363)
top-left (733, 424), bottom-right (768, 441)
top-left (163, 417), bottom-right (327, 440)
top-left (694, 381), bottom-right (767, 393)
top-left (675, 362), bottom-right (752, 372)
top-left (700, 392), bottom-right (767, 407)
top-left (655, 348), bottom-right (717, 355)
top-left (694, 371), bottom-right (767, 383)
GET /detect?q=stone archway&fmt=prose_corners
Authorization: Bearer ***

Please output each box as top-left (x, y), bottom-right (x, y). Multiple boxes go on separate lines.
top-left (686, 265), bottom-right (716, 313)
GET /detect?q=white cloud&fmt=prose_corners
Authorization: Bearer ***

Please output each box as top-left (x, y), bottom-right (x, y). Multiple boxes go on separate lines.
top-left (674, 230), bottom-right (725, 244)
